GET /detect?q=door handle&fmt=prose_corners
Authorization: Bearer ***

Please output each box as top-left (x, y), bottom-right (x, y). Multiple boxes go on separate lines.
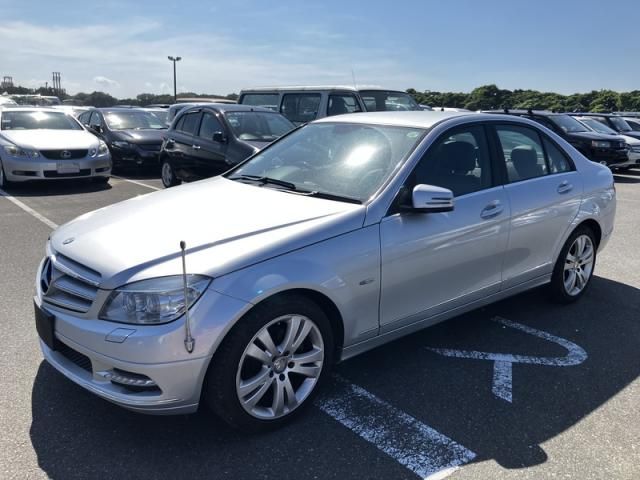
top-left (480, 201), bottom-right (504, 219)
top-left (191, 145), bottom-right (201, 150)
top-left (557, 181), bottom-right (573, 194)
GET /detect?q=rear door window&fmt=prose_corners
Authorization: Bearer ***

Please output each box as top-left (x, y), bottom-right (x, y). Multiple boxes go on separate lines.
top-left (327, 94), bottom-right (362, 116)
top-left (280, 93), bottom-right (321, 124)
top-left (495, 125), bottom-right (548, 182)
top-left (176, 111), bottom-right (201, 136)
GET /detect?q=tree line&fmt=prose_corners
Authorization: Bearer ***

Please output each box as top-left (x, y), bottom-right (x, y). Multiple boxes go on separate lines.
top-left (4, 82), bottom-right (640, 112)
top-left (407, 84), bottom-right (640, 112)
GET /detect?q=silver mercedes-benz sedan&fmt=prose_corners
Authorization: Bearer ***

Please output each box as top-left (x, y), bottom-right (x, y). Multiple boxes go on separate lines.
top-left (34, 111), bottom-right (616, 430)
top-left (0, 108), bottom-right (111, 187)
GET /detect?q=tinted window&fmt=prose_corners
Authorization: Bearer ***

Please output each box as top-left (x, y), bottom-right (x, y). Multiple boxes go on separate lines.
top-left (496, 125), bottom-right (548, 182)
top-left (199, 112), bottom-right (223, 139)
top-left (543, 138), bottom-right (572, 174)
top-left (103, 110), bottom-right (165, 130)
top-left (578, 117), bottom-right (618, 135)
top-left (625, 118), bottom-right (640, 131)
top-left (78, 111), bottom-right (90, 124)
top-left (549, 115), bottom-right (589, 133)
top-left (280, 94), bottom-right (321, 124)
top-left (412, 125), bottom-right (492, 197)
top-left (240, 93), bottom-right (280, 111)
top-left (177, 112), bottom-right (201, 136)
top-left (0, 111), bottom-right (82, 131)
top-left (359, 90), bottom-right (421, 112)
top-left (327, 94), bottom-right (362, 116)
top-left (609, 116), bottom-right (632, 132)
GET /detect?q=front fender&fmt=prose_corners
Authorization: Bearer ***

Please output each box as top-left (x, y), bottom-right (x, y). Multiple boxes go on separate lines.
top-left (210, 225), bottom-right (381, 348)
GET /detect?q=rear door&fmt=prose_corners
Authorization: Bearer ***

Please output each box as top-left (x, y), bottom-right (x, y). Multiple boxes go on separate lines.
top-left (192, 110), bottom-right (228, 178)
top-left (491, 123), bottom-right (582, 288)
top-left (168, 110), bottom-right (202, 180)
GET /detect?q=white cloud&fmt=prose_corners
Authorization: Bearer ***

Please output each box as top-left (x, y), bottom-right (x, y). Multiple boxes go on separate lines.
top-left (0, 19), bottom-right (431, 97)
top-left (93, 76), bottom-right (120, 88)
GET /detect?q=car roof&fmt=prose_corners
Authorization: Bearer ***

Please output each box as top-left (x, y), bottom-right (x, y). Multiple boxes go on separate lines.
top-left (482, 109), bottom-right (568, 117)
top-left (240, 85), bottom-right (406, 93)
top-left (312, 111), bottom-right (477, 128)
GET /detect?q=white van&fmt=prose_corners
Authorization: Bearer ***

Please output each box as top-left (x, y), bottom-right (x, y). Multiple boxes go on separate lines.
top-left (238, 85), bottom-right (421, 125)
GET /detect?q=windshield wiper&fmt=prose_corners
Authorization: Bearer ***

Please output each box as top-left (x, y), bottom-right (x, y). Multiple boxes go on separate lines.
top-left (229, 174), bottom-right (297, 190)
top-left (295, 189), bottom-right (362, 204)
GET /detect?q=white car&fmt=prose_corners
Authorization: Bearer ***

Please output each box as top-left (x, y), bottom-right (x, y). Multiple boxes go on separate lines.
top-left (0, 108), bottom-right (111, 188)
top-left (575, 116), bottom-right (640, 170)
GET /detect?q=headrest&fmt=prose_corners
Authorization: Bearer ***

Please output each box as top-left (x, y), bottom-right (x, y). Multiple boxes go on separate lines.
top-left (441, 141), bottom-right (476, 173)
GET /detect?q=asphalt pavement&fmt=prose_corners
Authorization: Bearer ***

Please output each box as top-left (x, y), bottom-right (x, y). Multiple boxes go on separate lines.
top-left (1, 168), bottom-right (638, 480)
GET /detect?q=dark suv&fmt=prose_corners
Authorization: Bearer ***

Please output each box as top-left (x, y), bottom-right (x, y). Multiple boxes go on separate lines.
top-left (159, 104), bottom-right (294, 187)
top-left (78, 108), bottom-right (166, 168)
top-left (484, 110), bottom-right (628, 167)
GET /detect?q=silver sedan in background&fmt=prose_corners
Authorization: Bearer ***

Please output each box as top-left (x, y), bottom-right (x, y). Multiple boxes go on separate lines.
top-left (0, 108), bottom-right (111, 187)
top-left (34, 111), bottom-right (615, 431)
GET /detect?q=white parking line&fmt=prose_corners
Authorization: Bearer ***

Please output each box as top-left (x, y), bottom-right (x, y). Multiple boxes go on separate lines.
top-left (111, 175), bottom-right (161, 191)
top-left (317, 375), bottom-right (476, 480)
top-left (0, 188), bottom-right (58, 229)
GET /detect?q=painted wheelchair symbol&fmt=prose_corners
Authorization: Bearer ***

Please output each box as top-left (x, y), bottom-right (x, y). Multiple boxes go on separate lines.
top-left (427, 317), bottom-right (587, 402)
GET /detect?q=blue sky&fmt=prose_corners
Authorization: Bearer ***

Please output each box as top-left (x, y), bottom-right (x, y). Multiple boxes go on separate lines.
top-left (1, 0), bottom-right (638, 97)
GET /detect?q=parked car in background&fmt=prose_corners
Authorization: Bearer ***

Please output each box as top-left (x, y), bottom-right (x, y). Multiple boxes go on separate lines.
top-left (574, 116), bottom-right (640, 170)
top-left (567, 113), bottom-right (640, 141)
top-left (35, 111), bottom-right (615, 431)
top-left (485, 110), bottom-right (629, 167)
top-left (238, 86), bottom-right (421, 125)
top-left (0, 108), bottom-right (111, 187)
top-left (78, 108), bottom-right (166, 168)
top-left (621, 117), bottom-right (640, 132)
top-left (52, 105), bottom-right (91, 118)
top-left (143, 108), bottom-right (169, 126)
top-left (159, 104), bottom-right (294, 187)
top-left (0, 96), bottom-right (18, 107)
top-left (9, 94), bottom-right (61, 106)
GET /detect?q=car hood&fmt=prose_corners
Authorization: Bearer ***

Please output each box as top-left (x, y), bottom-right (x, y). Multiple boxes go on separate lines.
top-left (50, 177), bottom-right (365, 289)
top-left (568, 131), bottom-right (624, 142)
top-left (0, 129), bottom-right (99, 150)
top-left (110, 129), bottom-right (165, 144)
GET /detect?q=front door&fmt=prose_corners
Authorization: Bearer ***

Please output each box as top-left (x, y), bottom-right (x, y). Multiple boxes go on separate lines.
top-left (380, 124), bottom-right (510, 331)
top-left (193, 111), bottom-right (228, 178)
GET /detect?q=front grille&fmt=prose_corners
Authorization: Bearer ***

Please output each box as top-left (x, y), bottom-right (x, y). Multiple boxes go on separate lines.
top-left (137, 143), bottom-right (161, 152)
top-left (58, 342), bottom-right (92, 373)
top-left (43, 169), bottom-right (91, 178)
top-left (42, 254), bottom-right (101, 313)
top-left (40, 149), bottom-right (88, 160)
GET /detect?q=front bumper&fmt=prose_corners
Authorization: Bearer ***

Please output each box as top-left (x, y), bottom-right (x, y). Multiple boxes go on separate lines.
top-left (3, 155), bottom-right (111, 182)
top-left (110, 145), bottom-right (161, 166)
top-left (33, 262), bottom-right (251, 414)
top-left (589, 148), bottom-right (630, 167)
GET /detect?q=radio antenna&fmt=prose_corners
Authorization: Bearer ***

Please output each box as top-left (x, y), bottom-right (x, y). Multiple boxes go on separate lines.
top-left (351, 67), bottom-right (357, 89)
top-left (180, 241), bottom-right (195, 353)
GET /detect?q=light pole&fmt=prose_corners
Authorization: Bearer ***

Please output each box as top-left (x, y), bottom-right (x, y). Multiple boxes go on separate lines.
top-left (167, 56), bottom-right (182, 103)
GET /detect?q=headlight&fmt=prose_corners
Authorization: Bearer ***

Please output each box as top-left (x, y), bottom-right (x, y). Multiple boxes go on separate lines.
top-left (111, 141), bottom-right (131, 149)
top-left (98, 140), bottom-right (109, 155)
top-left (591, 140), bottom-right (611, 149)
top-left (99, 275), bottom-right (211, 325)
top-left (631, 145), bottom-right (640, 153)
top-left (3, 145), bottom-right (40, 158)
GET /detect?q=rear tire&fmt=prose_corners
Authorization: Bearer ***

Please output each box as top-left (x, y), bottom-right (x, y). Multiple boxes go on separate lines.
top-left (161, 160), bottom-right (181, 188)
top-left (549, 226), bottom-right (597, 304)
top-left (205, 294), bottom-right (334, 432)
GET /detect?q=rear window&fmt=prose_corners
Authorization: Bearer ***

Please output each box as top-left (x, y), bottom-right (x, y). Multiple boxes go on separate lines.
top-left (240, 93), bottom-right (280, 112)
top-left (358, 90), bottom-right (420, 112)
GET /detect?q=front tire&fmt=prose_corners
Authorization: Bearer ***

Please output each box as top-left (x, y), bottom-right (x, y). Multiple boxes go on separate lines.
top-left (161, 159), bottom-right (181, 188)
top-left (0, 163), bottom-right (12, 189)
top-left (206, 294), bottom-right (334, 432)
top-left (549, 226), bottom-right (597, 303)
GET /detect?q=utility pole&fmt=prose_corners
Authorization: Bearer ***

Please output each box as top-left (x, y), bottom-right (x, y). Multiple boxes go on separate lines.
top-left (167, 56), bottom-right (182, 103)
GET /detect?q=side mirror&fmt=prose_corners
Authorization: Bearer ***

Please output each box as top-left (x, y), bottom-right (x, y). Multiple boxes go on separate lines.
top-left (407, 184), bottom-right (454, 213)
top-left (212, 131), bottom-right (227, 143)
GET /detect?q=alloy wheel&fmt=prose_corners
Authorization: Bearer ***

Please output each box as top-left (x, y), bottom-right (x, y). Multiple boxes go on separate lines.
top-left (235, 314), bottom-right (324, 420)
top-left (161, 162), bottom-right (174, 187)
top-left (563, 234), bottom-right (594, 296)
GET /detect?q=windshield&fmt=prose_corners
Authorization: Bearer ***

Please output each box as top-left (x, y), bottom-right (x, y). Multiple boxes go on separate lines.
top-left (147, 110), bottom-right (169, 124)
top-left (0, 111), bottom-right (82, 130)
top-left (358, 90), bottom-right (421, 112)
top-left (225, 111), bottom-right (295, 142)
top-left (227, 122), bottom-right (425, 202)
top-left (578, 118), bottom-right (617, 135)
top-left (609, 116), bottom-right (632, 132)
top-left (549, 115), bottom-right (589, 133)
top-left (104, 110), bottom-right (166, 130)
